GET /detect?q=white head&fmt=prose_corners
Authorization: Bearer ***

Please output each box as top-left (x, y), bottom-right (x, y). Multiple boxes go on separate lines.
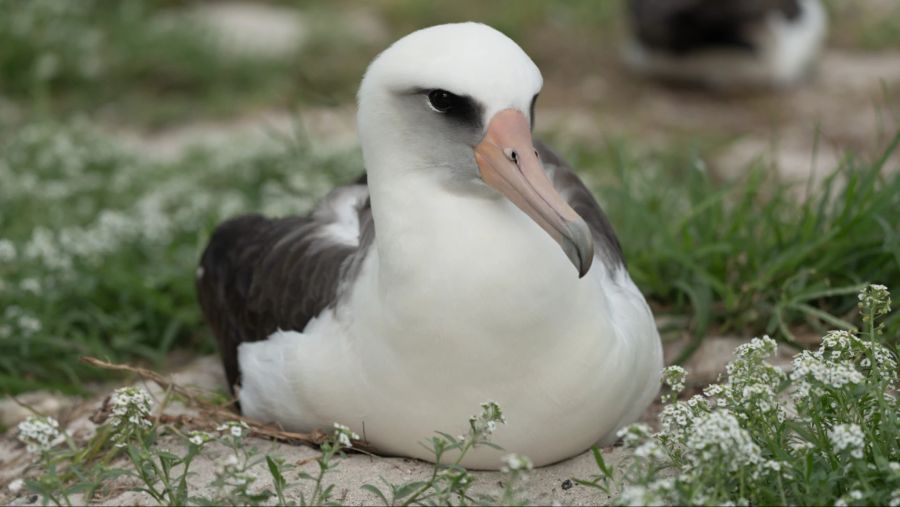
top-left (357, 23), bottom-right (593, 276)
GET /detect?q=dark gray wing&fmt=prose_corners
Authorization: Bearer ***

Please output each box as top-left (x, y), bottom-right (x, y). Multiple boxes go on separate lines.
top-left (196, 178), bottom-right (373, 392)
top-left (535, 141), bottom-right (625, 270)
top-left (628, 0), bottom-right (801, 54)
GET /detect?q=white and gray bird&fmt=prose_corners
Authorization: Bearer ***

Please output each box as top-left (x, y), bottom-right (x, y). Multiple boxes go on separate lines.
top-left (197, 22), bottom-right (662, 469)
top-left (624, 0), bottom-right (827, 89)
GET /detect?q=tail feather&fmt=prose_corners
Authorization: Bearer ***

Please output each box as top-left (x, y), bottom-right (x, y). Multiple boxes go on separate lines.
top-left (197, 214), bottom-right (272, 393)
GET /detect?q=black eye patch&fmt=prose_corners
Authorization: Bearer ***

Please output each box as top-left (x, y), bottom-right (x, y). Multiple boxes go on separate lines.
top-left (424, 89), bottom-right (483, 130)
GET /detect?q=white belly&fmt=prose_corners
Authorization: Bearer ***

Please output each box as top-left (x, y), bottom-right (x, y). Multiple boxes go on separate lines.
top-left (239, 221), bottom-right (662, 468)
top-left (238, 193), bottom-right (662, 469)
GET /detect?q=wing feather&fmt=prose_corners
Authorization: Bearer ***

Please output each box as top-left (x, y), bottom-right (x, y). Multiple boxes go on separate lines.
top-left (535, 141), bottom-right (625, 269)
top-left (196, 181), bottom-right (372, 392)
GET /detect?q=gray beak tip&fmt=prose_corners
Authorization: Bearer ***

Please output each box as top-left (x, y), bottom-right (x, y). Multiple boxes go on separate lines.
top-left (564, 219), bottom-right (594, 278)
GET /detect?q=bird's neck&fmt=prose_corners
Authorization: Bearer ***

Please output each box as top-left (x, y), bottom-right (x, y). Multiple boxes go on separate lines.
top-left (362, 158), bottom-right (595, 339)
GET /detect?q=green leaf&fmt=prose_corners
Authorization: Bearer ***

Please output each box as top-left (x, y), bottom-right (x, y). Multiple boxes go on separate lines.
top-left (393, 481), bottom-right (429, 500)
top-left (266, 455), bottom-right (286, 489)
top-left (591, 446), bottom-right (612, 478)
top-left (361, 484), bottom-right (390, 504)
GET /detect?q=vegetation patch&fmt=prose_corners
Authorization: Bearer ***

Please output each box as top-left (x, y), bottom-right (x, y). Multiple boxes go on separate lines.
top-left (1, 122), bottom-right (897, 394)
top-left (590, 137), bottom-right (900, 360)
top-left (0, 0), bottom-right (297, 127)
top-left (587, 284), bottom-right (899, 506)
top-left (5, 286), bottom-right (897, 505)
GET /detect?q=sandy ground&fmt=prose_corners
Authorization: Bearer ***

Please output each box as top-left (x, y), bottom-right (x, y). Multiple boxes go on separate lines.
top-left (0, 356), bottom-right (629, 506)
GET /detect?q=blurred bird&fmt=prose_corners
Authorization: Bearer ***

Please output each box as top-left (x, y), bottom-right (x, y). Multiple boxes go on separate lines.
top-left (197, 22), bottom-right (662, 469)
top-left (624, 0), bottom-right (827, 89)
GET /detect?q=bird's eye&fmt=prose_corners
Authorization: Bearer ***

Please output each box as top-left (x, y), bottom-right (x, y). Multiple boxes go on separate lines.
top-left (427, 89), bottom-right (457, 113)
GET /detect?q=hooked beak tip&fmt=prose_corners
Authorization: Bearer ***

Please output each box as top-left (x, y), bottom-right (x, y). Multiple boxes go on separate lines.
top-left (563, 219), bottom-right (594, 278)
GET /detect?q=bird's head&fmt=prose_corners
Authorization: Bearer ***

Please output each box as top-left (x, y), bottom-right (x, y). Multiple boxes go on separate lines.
top-left (357, 22), bottom-right (593, 277)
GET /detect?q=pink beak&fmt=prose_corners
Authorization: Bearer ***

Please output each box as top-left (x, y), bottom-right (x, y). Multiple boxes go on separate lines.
top-left (474, 109), bottom-right (593, 277)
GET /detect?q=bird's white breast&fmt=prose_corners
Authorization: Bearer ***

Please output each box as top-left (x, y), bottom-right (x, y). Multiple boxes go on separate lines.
top-left (238, 177), bottom-right (662, 468)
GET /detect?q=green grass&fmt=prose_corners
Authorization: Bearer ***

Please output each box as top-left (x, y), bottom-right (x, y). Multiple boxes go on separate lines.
top-left (1, 119), bottom-right (897, 395)
top-left (824, 0), bottom-right (900, 50)
top-left (0, 0), bottom-right (298, 128)
top-left (0, 121), bottom-right (362, 394)
top-left (584, 136), bottom-right (900, 360)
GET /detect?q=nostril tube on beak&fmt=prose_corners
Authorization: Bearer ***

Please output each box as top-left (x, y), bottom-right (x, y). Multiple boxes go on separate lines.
top-left (504, 148), bottom-right (518, 163)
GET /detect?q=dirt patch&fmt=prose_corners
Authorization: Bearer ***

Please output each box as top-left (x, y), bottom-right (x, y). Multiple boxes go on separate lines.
top-left (189, 1), bottom-right (308, 57)
top-left (110, 106), bottom-right (358, 161)
top-left (539, 49), bottom-right (900, 182)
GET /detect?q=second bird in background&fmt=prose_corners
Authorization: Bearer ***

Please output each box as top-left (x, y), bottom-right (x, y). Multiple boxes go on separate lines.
top-left (624, 0), bottom-right (828, 89)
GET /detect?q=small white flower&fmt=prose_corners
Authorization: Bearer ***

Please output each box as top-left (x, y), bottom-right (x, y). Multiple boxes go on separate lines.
top-left (828, 423), bottom-right (865, 459)
top-left (333, 422), bottom-right (359, 448)
top-left (662, 365), bottom-right (687, 393)
top-left (501, 453), bottom-right (533, 473)
top-left (684, 410), bottom-right (762, 471)
top-left (105, 386), bottom-right (154, 446)
top-left (17, 315), bottom-right (42, 334)
top-left (19, 278), bottom-right (41, 294)
top-left (107, 386), bottom-right (153, 429)
top-left (618, 485), bottom-right (651, 506)
top-left (836, 489), bottom-right (866, 506)
top-left (0, 239), bottom-right (16, 262)
top-left (619, 477), bottom-right (675, 506)
top-left (858, 284), bottom-right (891, 317)
top-left (733, 336), bottom-right (778, 361)
top-left (703, 384), bottom-right (726, 398)
top-left (469, 400), bottom-right (506, 436)
top-left (634, 440), bottom-right (667, 461)
top-left (224, 454), bottom-right (239, 467)
top-left (17, 415), bottom-right (62, 453)
top-left (790, 439), bottom-right (815, 452)
top-left (439, 468), bottom-right (472, 485)
top-left (188, 431), bottom-right (211, 446)
top-left (791, 352), bottom-right (864, 399)
top-left (617, 423), bottom-right (653, 447)
top-left (217, 420), bottom-right (249, 439)
top-left (888, 489), bottom-right (900, 507)
top-left (7, 478), bottom-right (24, 494)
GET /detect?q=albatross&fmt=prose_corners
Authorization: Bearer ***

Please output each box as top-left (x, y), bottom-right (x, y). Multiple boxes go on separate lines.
top-left (624, 0), bottom-right (827, 88)
top-left (197, 22), bottom-right (662, 469)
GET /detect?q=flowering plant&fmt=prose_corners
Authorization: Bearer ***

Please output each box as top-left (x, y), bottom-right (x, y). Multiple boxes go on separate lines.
top-left (614, 284), bottom-right (899, 506)
top-left (17, 415), bottom-right (63, 454)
